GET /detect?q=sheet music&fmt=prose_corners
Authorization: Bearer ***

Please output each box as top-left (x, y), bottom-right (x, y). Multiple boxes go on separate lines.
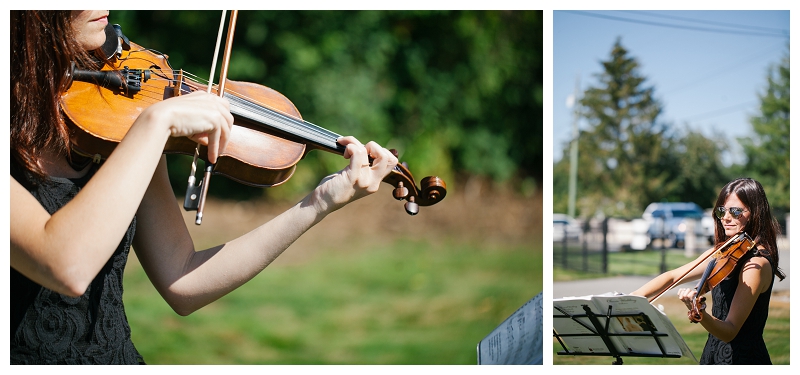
top-left (552, 294), bottom-right (618, 354)
top-left (553, 293), bottom-right (696, 362)
top-left (477, 292), bottom-right (543, 365)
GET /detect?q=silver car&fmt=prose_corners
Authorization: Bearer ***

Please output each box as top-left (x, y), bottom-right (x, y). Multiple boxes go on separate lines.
top-left (553, 213), bottom-right (582, 242)
top-left (642, 202), bottom-right (706, 248)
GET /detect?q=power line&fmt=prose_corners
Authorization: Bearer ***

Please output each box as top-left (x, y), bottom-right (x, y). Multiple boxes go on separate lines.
top-left (682, 100), bottom-right (758, 122)
top-left (618, 10), bottom-right (788, 36)
top-left (564, 11), bottom-right (788, 38)
top-left (662, 42), bottom-right (786, 95)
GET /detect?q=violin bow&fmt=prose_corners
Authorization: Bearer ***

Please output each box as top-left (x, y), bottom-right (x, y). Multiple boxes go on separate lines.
top-left (184, 10), bottom-right (238, 225)
top-left (179, 10), bottom-right (446, 219)
top-left (649, 232), bottom-right (747, 303)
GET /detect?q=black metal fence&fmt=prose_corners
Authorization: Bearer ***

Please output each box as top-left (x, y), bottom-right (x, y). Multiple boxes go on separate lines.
top-left (554, 218), bottom-right (608, 274)
top-left (555, 213), bottom-right (790, 276)
top-left (553, 217), bottom-right (676, 275)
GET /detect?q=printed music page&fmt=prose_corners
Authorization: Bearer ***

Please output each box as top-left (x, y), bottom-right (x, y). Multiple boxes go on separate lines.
top-left (478, 292), bottom-right (543, 365)
top-left (554, 293), bottom-right (696, 362)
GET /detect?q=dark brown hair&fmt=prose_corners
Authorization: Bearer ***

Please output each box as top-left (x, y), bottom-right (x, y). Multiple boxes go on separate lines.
top-left (713, 178), bottom-right (785, 280)
top-left (10, 11), bottom-right (96, 183)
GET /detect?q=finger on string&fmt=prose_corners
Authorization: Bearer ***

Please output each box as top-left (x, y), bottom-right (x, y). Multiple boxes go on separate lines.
top-left (372, 143), bottom-right (398, 173)
top-left (364, 141), bottom-right (392, 174)
top-left (346, 144), bottom-right (369, 173)
top-left (337, 136), bottom-right (365, 161)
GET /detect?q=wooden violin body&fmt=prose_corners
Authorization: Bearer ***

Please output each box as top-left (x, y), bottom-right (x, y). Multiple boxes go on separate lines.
top-left (62, 39), bottom-right (446, 216)
top-left (64, 56), bottom-right (306, 188)
top-left (687, 232), bottom-right (755, 323)
top-left (647, 231), bottom-right (756, 323)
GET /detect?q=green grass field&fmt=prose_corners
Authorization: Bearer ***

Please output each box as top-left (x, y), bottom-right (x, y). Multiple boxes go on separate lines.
top-left (122, 192), bottom-right (542, 364)
top-left (552, 289), bottom-right (790, 365)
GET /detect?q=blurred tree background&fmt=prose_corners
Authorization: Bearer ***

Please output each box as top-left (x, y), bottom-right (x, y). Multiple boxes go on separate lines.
top-left (553, 39), bottom-right (789, 218)
top-left (734, 50), bottom-right (790, 212)
top-left (110, 10), bottom-right (543, 201)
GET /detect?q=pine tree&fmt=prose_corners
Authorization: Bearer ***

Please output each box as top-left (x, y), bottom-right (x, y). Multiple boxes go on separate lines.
top-left (739, 50), bottom-right (790, 211)
top-left (575, 38), bottom-right (678, 216)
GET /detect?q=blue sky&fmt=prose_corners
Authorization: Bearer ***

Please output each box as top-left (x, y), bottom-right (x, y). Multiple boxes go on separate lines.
top-left (552, 10), bottom-right (789, 166)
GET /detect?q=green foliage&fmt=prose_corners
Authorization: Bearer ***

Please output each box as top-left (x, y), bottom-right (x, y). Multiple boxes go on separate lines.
top-left (109, 10), bottom-right (542, 199)
top-left (668, 128), bottom-right (730, 207)
top-left (553, 39), bottom-right (732, 217)
top-left (737, 50), bottom-right (790, 212)
top-left (568, 39), bottom-right (680, 216)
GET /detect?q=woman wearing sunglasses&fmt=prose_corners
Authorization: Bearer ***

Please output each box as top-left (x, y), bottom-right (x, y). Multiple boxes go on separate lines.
top-left (631, 178), bottom-right (785, 364)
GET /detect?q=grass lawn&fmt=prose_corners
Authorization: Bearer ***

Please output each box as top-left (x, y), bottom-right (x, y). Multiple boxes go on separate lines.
top-left (122, 191), bottom-right (542, 364)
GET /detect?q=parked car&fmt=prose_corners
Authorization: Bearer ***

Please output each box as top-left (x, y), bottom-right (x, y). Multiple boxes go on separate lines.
top-left (629, 218), bottom-right (651, 250)
top-left (642, 202), bottom-right (706, 248)
top-left (553, 213), bottom-right (582, 242)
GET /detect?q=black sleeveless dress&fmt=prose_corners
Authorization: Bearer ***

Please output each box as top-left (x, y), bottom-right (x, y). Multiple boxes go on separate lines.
top-left (10, 167), bottom-right (144, 364)
top-left (698, 249), bottom-right (775, 365)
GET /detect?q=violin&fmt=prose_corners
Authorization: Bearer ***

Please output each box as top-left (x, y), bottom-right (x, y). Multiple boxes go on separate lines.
top-left (61, 16), bottom-right (446, 224)
top-left (648, 231), bottom-right (756, 323)
top-left (687, 232), bottom-right (755, 322)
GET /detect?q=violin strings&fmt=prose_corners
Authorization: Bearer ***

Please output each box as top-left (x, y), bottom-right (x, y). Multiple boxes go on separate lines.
top-left (225, 94), bottom-right (342, 152)
top-left (121, 60), bottom-right (297, 123)
top-left (110, 50), bottom-right (403, 174)
top-left (174, 72), bottom-right (344, 152)
top-left (119, 49), bottom-right (329, 135)
top-left (108, 51), bottom-right (344, 152)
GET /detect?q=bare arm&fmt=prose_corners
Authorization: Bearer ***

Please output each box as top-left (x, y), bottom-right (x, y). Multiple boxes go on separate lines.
top-left (10, 92), bottom-right (232, 297)
top-left (132, 137), bottom-right (397, 316)
top-left (629, 247), bottom-right (716, 299)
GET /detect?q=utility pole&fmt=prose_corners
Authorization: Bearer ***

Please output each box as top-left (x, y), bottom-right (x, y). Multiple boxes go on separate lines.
top-left (567, 75), bottom-right (580, 218)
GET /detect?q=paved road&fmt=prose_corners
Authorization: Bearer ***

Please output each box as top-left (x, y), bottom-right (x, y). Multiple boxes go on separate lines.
top-left (554, 249), bottom-right (790, 299)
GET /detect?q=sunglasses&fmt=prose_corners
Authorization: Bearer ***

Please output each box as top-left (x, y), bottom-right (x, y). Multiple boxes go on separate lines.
top-left (715, 206), bottom-right (749, 219)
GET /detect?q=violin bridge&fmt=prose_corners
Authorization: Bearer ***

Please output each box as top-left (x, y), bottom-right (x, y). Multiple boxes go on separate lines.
top-left (173, 69), bottom-right (186, 97)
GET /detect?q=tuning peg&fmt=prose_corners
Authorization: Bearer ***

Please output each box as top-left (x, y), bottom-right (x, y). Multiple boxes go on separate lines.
top-left (404, 197), bottom-right (419, 216)
top-left (393, 181), bottom-right (409, 200)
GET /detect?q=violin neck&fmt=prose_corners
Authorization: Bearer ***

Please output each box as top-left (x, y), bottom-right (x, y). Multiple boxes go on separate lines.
top-left (225, 93), bottom-right (346, 154)
top-left (693, 258), bottom-right (717, 295)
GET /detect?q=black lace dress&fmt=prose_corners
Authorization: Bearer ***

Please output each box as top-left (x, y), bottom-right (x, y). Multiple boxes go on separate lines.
top-left (698, 249), bottom-right (775, 365)
top-left (10, 168), bottom-right (144, 364)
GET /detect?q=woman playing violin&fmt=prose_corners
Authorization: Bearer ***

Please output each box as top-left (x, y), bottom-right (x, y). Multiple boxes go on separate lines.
top-left (631, 178), bottom-right (785, 364)
top-left (10, 10), bottom-right (399, 364)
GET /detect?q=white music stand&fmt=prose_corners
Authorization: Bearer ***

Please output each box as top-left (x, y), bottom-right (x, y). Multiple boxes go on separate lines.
top-left (553, 294), bottom-right (695, 365)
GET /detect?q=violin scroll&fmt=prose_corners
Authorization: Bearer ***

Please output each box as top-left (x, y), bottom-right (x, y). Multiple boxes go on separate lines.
top-left (383, 150), bottom-right (447, 215)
